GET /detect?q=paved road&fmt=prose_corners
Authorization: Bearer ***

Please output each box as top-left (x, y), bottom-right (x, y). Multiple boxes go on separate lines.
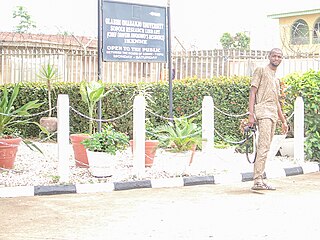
top-left (1, 173), bottom-right (320, 240)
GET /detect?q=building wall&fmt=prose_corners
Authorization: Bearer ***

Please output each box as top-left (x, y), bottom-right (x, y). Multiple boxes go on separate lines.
top-left (279, 13), bottom-right (320, 55)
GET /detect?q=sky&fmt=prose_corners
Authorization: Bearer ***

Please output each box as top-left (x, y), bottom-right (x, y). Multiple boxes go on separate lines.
top-left (0, 0), bottom-right (319, 50)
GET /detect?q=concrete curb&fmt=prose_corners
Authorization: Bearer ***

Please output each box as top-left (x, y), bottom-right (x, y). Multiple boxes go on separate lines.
top-left (1, 164), bottom-right (319, 198)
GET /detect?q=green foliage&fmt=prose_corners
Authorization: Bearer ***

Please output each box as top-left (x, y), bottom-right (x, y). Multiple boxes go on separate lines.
top-left (5, 72), bottom-right (319, 162)
top-left (37, 64), bottom-right (60, 117)
top-left (155, 118), bottom-right (202, 152)
top-left (2, 77), bottom-right (250, 147)
top-left (145, 118), bottom-right (157, 140)
top-left (234, 32), bottom-right (250, 50)
top-left (220, 33), bottom-right (234, 50)
top-left (283, 70), bottom-right (320, 160)
top-left (170, 76), bottom-right (250, 144)
top-left (12, 6), bottom-right (36, 33)
top-left (80, 81), bottom-right (110, 134)
top-left (81, 125), bottom-right (129, 155)
top-left (0, 84), bottom-right (48, 151)
top-left (130, 83), bottom-right (155, 109)
top-left (0, 84), bottom-right (43, 135)
top-left (220, 32), bottom-right (250, 50)
top-left (12, 81), bottom-right (76, 137)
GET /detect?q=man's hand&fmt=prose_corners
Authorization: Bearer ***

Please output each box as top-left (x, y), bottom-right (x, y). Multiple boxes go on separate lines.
top-left (282, 121), bottom-right (288, 134)
top-left (248, 113), bottom-right (255, 127)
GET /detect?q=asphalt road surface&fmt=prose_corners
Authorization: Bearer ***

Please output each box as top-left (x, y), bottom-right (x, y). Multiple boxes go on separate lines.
top-left (1, 172), bottom-right (320, 240)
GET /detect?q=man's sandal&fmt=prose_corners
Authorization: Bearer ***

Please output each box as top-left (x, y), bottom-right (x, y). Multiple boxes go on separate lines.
top-left (251, 182), bottom-right (276, 191)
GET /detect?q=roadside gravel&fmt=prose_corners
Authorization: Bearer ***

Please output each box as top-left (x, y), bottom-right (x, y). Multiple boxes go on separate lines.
top-left (0, 142), bottom-right (300, 187)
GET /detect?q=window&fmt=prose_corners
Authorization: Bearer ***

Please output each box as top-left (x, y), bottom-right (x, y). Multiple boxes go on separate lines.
top-left (291, 19), bottom-right (309, 45)
top-left (313, 18), bottom-right (320, 44)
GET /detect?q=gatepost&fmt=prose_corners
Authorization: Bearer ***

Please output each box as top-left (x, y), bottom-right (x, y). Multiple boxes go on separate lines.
top-left (294, 96), bottom-right (304, 164)
top-left (202, 96), bottom-right (214, 159)
top-left (57, 94), bottom-right (70, 183)
top-left (133, 96), bottom-right (146, 177)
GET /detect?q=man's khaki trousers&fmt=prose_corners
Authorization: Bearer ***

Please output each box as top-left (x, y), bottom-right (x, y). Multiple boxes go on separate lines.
top-left (254, 118), bottom-right (277, 183)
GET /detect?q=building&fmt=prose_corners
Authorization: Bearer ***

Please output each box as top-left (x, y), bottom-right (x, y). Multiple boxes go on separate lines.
top-left (268, 9), bottom-right (320, 55)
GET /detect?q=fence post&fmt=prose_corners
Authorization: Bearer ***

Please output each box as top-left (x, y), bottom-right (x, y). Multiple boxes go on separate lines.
top-left (133, 96), bottom-right (145, 177)
top-left (294, 96), bottom-right (304, 164)
top-left (202, 96), bottom-right (214, 157)
top-left (57, 94), bottom-right (70, 183)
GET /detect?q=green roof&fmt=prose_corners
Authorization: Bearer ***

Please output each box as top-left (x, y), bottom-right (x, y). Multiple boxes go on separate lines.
top-left (268, 9), bottom-right (320, 19)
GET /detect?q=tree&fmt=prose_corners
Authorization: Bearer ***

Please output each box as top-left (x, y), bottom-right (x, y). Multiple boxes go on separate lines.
top-left (12, 6), bottom-right (36, 33)
top-left (220, 32), bottom-right (250, 50)
top-left (234, 32), bottom-right (250, 50)
top-left (220, 32), bottom-right (234, 49)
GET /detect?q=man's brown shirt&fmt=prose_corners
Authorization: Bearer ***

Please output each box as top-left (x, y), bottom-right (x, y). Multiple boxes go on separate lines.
top-left (251, 66), bottom-right (280, 122)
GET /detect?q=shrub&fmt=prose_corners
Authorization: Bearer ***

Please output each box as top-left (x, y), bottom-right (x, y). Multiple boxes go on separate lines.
top-left (284, 70), bottom-right (320, 161)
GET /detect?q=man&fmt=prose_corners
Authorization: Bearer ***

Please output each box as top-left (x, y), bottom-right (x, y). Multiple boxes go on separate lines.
top-left (248, 48), bottom-right (288, 190)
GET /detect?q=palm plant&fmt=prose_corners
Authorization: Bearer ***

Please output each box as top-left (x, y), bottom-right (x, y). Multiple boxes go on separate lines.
top-left (155, 118), bottom-right (202, 152)
top-left (131, 84), bottom-right (154, 110)
top-left (37, 63), bottom-right (60, 117)
top-left (0, 84), bottom-right (48, 151)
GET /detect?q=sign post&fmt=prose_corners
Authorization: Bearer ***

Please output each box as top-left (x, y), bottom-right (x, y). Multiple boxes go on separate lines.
top-left (167, 0), bottom-right (173, 120)
top-left (102, 1), bottom-right (167, 63)
top-left (97, 0), bottom-right (102, 132)
top-left (98, 0), bottom-right (172, 124)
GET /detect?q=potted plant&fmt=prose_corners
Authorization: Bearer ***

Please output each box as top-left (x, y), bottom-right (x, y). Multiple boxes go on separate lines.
top-left (129, 118), bottom-right (159, 167)
top-left (37, 63), bottom-right (60, 132)
top-left (81, 125), bottom-right (129, 177)
top-left (155, 118), bottom-right (202, 174)
top-left (70, 80), bottom-right (110, 167)
top-left (0, 84), bottom-right (48, 169)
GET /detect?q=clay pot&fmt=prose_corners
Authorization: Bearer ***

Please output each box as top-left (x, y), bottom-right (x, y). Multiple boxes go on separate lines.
top-left (129, 140), bottom-right (159, 167)
top-left (70, 134), bottom-right (90, 168)
top-left (0, 137), bottom-right (22, 169)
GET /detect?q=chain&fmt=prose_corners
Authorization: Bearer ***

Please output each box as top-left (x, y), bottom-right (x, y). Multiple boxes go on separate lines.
top-left (287, 111), bottom-right (294, 121)
top-left (215, 106), bottom-right (294, 121)
top-left (70, 106), bottom-right (133, 122)
top-left (146, 129), bottom-right (202, 140)
top-left (0, 107), bottom-right (57, 118)
top-left (214, 129), bottom-right (252, 145)
top-left (214, 106), bottom-right (248, 118)
top-left (146, 108), bottom-right (202, 121)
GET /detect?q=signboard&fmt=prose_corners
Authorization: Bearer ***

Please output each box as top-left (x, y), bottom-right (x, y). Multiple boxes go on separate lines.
top-left (102, 1), bottom-right (167, 62)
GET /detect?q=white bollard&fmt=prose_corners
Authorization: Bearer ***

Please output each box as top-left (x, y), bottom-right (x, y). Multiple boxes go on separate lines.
top-left (294, 96), bottom-right (304, 164)
top-left (133, 96), bottom-right (145, 177)
top-left (57, 94), bottom-right (70, 183)
top-left (202, 96), bottom-right (214, 157)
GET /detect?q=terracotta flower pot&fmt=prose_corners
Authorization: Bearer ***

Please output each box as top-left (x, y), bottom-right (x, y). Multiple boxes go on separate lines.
top-left (0, 137), bottom-right (22, 169)
top-left (70, 134), bottom-right (90, 168)
top-left (129, 140), bottom-right (159, 167)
